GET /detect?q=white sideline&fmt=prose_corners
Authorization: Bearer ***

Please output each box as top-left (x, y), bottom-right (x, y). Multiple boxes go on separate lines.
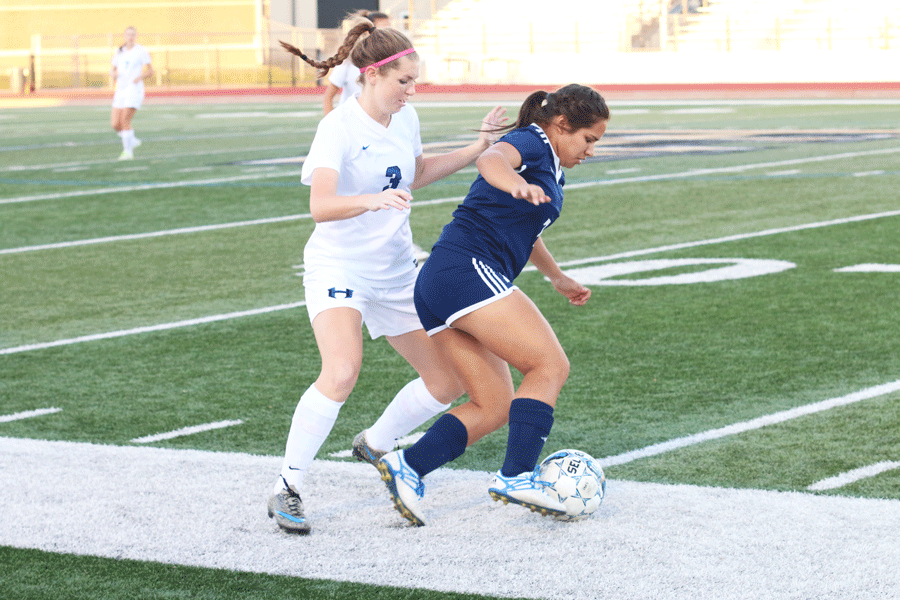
top-left (1, 435), bottom-right (898, 600)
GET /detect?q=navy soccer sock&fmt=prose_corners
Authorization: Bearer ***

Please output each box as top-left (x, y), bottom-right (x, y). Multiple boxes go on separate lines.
top-left (500, 398), bottom-right (554, 477)
top-left (403, 413), bottom-right (469, 478)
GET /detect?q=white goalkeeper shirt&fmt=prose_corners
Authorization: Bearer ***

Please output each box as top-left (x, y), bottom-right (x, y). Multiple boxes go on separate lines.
top-left (111, 43), bottom-right (151, 90)
top-left (327, 59), bottom-right (363, 105)
top-left (300, 97), bottom-right (422, 281)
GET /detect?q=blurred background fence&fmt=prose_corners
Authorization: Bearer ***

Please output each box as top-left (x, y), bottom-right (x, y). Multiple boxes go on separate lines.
top-left (2, 0), bottom-right (899, 91)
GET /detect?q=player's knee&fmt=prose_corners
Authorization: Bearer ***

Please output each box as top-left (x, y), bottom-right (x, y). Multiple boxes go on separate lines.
top-left (422, 372), bottom-right (464, 404)
top-left (534, 351), bottom-right (570, 389)
top-left (317, 361), bottom-right (361, 400)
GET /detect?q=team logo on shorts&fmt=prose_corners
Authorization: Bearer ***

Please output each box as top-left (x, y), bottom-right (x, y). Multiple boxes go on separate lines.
top-left (328, 287), bottom-right (354, 298)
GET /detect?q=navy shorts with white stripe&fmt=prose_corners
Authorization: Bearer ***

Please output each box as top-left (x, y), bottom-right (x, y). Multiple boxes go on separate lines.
top-left (414, 246), bottom-right (518, 335)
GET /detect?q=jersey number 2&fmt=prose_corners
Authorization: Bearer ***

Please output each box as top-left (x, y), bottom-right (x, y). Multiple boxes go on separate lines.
top-left (383, 166), bottom-right (401, 190)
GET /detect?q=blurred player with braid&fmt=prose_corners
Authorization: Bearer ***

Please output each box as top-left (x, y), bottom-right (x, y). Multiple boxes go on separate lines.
top-left (269, 24), bottom-right (507, 534)
top-left (377, 84), bottom-right (609, 526)
top-left (322, 10), bottom-right (391, 115)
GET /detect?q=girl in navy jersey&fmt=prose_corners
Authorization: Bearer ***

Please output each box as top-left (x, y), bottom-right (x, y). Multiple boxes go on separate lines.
top-left (269, 24), bottom-right (506, 534)
top-left (377, 84), bottom-right (609, 525)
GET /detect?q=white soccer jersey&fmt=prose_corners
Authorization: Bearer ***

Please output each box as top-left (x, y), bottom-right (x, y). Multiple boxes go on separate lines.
top-left (327, 59), bottom-right (362, 104)
top-left (301, 97), bottom-right (422, 281)
top-left (112, 44), bottom-right (151, 89)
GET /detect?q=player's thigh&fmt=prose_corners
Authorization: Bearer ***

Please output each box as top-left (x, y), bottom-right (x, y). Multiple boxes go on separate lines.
top-left (311, 307), bottom-right (364, 386)
top-left (452, 290), bottom-right (567, 377)
top-left (385, 328), bottom-right (463, 402)
top-left (434, 327), bottom-right (515, 443)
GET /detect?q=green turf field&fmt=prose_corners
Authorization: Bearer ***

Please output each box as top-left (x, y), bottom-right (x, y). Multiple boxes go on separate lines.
top-left (1, 96), bottom-right (899, 599)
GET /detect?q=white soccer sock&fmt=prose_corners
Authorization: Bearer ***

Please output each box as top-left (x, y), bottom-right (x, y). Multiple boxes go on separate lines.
top-left (118, 131), bottom-right (129, 151)
top-left (123, 129), bottom-right (136, 151)
top-left (276, 384), bottom-right (343, 494)
top-left (365, 377), bottom-right (451, 452)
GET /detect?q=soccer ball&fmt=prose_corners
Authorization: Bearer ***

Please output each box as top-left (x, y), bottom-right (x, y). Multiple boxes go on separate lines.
top-left (538, 449), bottom-right (606, 521)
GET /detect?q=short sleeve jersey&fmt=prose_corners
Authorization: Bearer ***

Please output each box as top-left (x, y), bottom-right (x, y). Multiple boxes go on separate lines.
top-left (327, 59), bottom-right (363, 104)
top-left (301, 97), bottom-right (423, 281)
top-left (111, 44), bottom-right (151, 89)
top-left (434, 124), bottom-right (565, 280)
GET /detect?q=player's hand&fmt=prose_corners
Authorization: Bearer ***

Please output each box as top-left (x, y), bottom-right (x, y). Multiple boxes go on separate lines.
top-left (133, 77), bottom-right (141, 84)
top-left (511, 182), bottom-right (550, 205)
top-left (551, 274), bottom-right (592, 306)
top-left (478, 106), bottom-right (508, 146)
top-left (366, 189), bottom-right (412, 212)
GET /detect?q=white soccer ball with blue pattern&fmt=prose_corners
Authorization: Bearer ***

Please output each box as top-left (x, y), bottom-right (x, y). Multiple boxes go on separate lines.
top-left (538, 449), bottom-right (606, 521)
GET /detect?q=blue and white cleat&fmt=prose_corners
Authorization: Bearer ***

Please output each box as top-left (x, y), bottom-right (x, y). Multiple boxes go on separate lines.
top-left (267, 477), bottom-right (311, 534)
top-left (488, 468), bottom-right (566, 517)
top-left (377, 450), bottom-right (426, 526)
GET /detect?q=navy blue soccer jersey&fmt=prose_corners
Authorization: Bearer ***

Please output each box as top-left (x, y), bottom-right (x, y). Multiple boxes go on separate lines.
top-left (433, 124), bottom-right (565, 280)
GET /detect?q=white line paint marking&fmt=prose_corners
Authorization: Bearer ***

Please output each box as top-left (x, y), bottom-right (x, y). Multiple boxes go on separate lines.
top-left (835, 264), bottom-right (900, 273)
top-left (5, 206), bottom-right (900, 354)
top-left (0, 301), bottom-right (306, 356)
top-left (0, 168), bottom-right (304, 205)
top-left (0, 407), bottom-right (62, 423)
top-left (131, 420), bottom-right (244, 444)
top-left (600, 380), bottom-right (900, 467)
top-left (524, 208), bottom-right (900, 272)
top-left (4, 146), bottom-right (899, 254)
top-left (808, 461), bottom-right (900, 491)
top-left (767, 169), bottom-right (800, 176)
top-left (852, 170), bottom-right (885, 177)
top-left (0, 214), bottom-right (310, 255)
top-left (329, 431), bottom-right (426, 459)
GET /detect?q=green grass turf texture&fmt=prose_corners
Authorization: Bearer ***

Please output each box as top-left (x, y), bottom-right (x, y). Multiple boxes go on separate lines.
top-left (1, 98), bottom-right (899, 597)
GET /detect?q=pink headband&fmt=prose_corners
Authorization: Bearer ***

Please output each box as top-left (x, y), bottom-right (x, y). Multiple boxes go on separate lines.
top-left (361, 47), bottom-right (416, 72)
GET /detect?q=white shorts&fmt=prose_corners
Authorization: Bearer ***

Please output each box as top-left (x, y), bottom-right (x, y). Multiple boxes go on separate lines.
top-left (303, 266), bottom-right (422, 340)
top-left (112, 83), bottom-right (145, 109)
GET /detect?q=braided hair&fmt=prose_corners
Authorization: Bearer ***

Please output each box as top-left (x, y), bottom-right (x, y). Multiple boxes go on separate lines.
top-left (280, 23), bottom-right (415, 80)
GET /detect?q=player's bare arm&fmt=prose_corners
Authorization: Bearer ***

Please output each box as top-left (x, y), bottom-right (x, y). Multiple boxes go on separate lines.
top-left (309, 167), bottom-right (411, 223)
top-left (529, 238), bottom-right (591, 306)
top-left (476, 142), bottom-right (551, 205)
top-left (410, 106), bottom-right (508, 190)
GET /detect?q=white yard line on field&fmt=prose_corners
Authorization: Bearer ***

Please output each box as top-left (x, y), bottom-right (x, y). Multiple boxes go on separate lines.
top-left (0, 407), bottom-right (62, 423)
top-left (0, 168), bottom-right (304, 205)
top-left (131, 420), bottom-right (244, 444)
top-left (808, 461), bottom-right (900, 491)
top-left (600, 379), bottom-right (900, 467)
top-left (4, 206), bottom-right (900, 355)
top-left (0, 301), bottom-right (306, 356)
top-left (3, 146), bottom-right (899, 255)
top-left (0, 214), bottom-right (310, 255)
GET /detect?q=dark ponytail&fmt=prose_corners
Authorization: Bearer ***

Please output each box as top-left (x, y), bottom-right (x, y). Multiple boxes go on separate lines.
top-left (498, 84), bottom-right (609, 135)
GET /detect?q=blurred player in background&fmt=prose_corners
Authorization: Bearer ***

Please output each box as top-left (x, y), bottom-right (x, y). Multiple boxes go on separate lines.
top-left (377, 84), bottom-right (609, 526)
top-left (322, 10), bottom-right (391, 116)
top-left (110, 26), bottom-right (153, 160)
top-left (270, 23), bottom-right (507, 534)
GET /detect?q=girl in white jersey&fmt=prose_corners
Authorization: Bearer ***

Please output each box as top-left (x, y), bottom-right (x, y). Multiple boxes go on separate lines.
top-left (270, 24), bottom-right (507, 534)
top-left (110, 27), bottom-right (153, 160)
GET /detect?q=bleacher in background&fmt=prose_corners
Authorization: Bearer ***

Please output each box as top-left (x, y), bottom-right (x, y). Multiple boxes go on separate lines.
top-left (2, 0), bottom-right (898, 89)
